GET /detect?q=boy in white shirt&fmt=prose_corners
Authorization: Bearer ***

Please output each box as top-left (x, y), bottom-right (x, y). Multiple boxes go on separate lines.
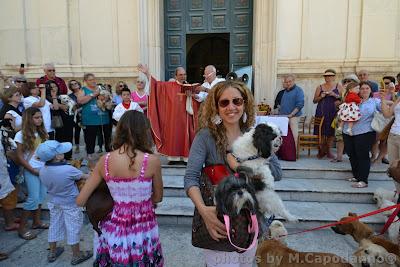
top-left (112, 87), bottom-right (143, 123)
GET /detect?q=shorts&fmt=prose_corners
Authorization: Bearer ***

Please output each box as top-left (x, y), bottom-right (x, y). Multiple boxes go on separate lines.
top-left (0, 189), bottom-right (17, 210)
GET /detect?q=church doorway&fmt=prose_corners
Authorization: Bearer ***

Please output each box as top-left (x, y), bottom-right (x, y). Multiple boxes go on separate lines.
top-left (164, 0), bottom-right (253, 81)
top-left (186, 33), bottom-right (229, 83)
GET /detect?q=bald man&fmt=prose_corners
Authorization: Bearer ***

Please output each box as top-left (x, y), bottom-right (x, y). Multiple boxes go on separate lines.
top-left (196, 65), bottom-right (225, 102)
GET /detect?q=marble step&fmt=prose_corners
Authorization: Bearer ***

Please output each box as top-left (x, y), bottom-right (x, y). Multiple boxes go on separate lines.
top-left (155, 196), bottom-right (389, 230)
top-left (162, 167), bottom-right (389, 181)
top-left (162, 175), bottom-right (395, 203)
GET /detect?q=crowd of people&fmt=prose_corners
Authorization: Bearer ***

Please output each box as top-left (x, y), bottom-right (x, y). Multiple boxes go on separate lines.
top-left (1, 62), bottom-right (400, 266)
top-left (274, 69), bottom-right (400, 188)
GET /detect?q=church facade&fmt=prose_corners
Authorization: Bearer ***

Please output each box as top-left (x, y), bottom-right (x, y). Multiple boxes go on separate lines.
top-left (0, 0), bottom-right (399, 116)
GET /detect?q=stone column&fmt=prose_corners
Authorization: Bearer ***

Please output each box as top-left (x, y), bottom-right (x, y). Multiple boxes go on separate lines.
top-left (252, 0), bottom-right (278, 105)
top-left (139, 0), bottom-right (163, 79)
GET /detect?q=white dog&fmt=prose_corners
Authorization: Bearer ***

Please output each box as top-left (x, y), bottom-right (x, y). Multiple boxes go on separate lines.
top-left (58, 94), bottom-right (76, 116)
top-left (231, 123), bottom-right (297, 222)
top-left (374, 188), bottom-right (398, 207)
top-left (268, 220), bottom-right (288, 244)
top-left (353, 239), bottom-right (398, 267)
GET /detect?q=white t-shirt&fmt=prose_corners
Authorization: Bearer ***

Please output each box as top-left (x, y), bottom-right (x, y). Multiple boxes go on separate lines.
top-left (14, 131), bottom-right (45, 169)
top-left (23, 96), bottom-right (54, 133)
top-left (112, 101), bottom-right (143, 122)
top-left (197, 77), bottom-right (225, 102)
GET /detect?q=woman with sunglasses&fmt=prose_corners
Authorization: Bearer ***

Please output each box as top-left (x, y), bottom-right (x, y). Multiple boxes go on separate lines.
top-left (131, 74), bottom-right (148, 115)
top-left (112, 81), bottom-right (126, 106)
top-left (184, 80), bottom-right (257, 266)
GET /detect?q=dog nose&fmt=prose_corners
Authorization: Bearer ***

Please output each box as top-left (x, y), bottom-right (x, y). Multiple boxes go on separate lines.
top-left (361, 262), bottom-right (370, 267)
top-left (238, 191), bottom-right (243, 196)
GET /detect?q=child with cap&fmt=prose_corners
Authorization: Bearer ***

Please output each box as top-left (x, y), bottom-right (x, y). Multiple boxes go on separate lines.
top-left (36, 140), bottom-right (92, 264)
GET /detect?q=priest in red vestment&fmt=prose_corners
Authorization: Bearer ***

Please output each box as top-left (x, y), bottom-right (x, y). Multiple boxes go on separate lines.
top-left (138, 64), bottom-right (200, 159)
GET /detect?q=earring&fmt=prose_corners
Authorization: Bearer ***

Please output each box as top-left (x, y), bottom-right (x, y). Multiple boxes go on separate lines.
top-left (212, 114), bottom-right (222, 125)
top-left (242, 112), bottom-right (247, 123)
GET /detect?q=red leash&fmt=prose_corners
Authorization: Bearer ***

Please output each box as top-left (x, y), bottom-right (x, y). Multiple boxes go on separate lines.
top-left (281, 203), bottom-right (400, 237)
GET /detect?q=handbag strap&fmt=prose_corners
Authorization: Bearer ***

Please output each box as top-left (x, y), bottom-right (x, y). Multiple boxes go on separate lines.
top-left (223, 213), bottom-right (259, 252)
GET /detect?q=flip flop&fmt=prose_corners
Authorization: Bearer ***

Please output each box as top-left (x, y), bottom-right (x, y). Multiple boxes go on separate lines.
top-left (71, 251), bottom-right (93, 265)
top-left (330, 158), bottom-right (343, 163)
top-left (0, 252), bottom-right (8, 261)
top-left (18, 230), bottom-right (37, 240)
top-left (347, 177), bottom-right (358, 182)
top-left (31, 222), bottom-right (49, 229)
top-left (4, 223), bottom-right (20, 231)
top-left (352, 181), bottom-right (368, 188)
top-left (48, 247), bottom-right (64, 263)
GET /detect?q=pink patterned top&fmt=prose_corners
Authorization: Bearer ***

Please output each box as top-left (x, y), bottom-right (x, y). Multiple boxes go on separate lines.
top-left (95, 153), bottom-right (163, 266)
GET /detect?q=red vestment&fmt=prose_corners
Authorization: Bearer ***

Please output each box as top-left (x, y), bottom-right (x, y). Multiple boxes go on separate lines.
top-left (147, 77), bottom-right (200, 158)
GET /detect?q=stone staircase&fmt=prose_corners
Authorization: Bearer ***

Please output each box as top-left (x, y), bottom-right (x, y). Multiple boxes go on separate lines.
top-left (156, 158), bottom-right (395, 230)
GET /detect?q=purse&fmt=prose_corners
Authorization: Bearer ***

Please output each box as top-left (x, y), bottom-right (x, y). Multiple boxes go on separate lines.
top-left (191, 166), bottom-right (258, 252)
top-left (51, 114), bottom-right (64, 129)
top-left (371, 111), bottom-right (392, 133)
top-left (378, 117), bottom-right (395, 141)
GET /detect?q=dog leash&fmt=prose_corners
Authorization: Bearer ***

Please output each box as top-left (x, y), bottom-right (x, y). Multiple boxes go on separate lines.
top-left (223, 213), bottom-right (259, 252)
top-left (279, 203), bottom-right (400, 238)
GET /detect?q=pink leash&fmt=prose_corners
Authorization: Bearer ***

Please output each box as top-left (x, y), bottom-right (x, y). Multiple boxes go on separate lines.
top-left (223, 213), bottom-right (259, 252)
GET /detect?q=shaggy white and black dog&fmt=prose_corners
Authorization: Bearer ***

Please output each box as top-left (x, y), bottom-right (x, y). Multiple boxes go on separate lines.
top-left (58, 94), bottom-right (76, 116)
top-left (231, 123), bottom-right (297, 222)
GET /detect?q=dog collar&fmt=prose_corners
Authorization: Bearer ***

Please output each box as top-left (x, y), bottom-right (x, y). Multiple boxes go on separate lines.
top-left (231, 153), bottom-right (259, 163)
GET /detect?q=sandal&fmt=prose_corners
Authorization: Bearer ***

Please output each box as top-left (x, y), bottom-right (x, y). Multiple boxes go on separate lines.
top-left (347, 177), bottom-right (358, 182)
top-left (330, 158), bottom-right (343, 163)
top-left (71, 251), bottom-right (93, 265)
top-left (48, 247), bottom-right (64, 263)
top-left (31, 222), bottom-right (49, 229)
top-left (18, 230), bottom-right (37, 240)
top-left (4, 223), bottom-right (20, 231)
top-left (352, 181), bottom-right (368, 188)
top-left (0, 252), bottom-right (8, 261)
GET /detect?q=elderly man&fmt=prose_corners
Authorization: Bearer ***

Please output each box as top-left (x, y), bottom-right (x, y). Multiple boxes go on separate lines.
top-left (196, 65), bottom-right (225, 102)
top-left (168, 67), bottom-right (187, 84)
top-left (139, 64), bottom-right (200, 163)
top-left (279, 74), bottom-right (305, 149)
top-left (36, 63), bottom-right (68, 94)
top-left (357, 69), bottom-right (379, 93)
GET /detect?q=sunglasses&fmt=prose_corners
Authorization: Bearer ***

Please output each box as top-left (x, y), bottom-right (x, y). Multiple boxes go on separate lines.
top-left (119, 84), bottom-right (125, 87)
top-left (384, 82), bottom-right (391, 85)
top-left (218, 97), bottom-right (244, 108)
top-left (16, 80), bottom-right (27, 83)
top-left (47, 69), bottom-right (55, 72)
top-left (70, 82), bottom-right (78, 85)
top-left (136, 81), bottom-right (144, 84)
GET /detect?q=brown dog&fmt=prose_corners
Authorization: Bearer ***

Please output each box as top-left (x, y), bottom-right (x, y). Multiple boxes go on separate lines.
top-left (85, 179), bottom-right (113, 235)
top-left (331, 213), bottom-right (400, 259)
top-left (70, 158), bottom-right (86, 190)
top-left (387, 160), bottom-right (400, 184)
top-left (256, 239), bottom-right (352, 267)
top-left (78, 157), bottom-right (114, 236)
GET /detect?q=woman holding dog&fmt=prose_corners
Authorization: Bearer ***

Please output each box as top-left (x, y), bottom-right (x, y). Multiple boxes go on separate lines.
top-left (342, 82), bottom-right (381, 188)
top-left (184, 80), bottom-right (257, 266)
top-left (45, 80), bottom-right (74, 160)
top-left (77, 73), bottom-right (111, 161)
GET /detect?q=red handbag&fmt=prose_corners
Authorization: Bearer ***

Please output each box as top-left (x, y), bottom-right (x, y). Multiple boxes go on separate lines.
top-left (203, 164), bottom-right (231, 185)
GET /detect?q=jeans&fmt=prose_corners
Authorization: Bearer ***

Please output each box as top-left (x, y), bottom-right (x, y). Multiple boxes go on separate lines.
top-left (23, 169), bottom-right (47, 210)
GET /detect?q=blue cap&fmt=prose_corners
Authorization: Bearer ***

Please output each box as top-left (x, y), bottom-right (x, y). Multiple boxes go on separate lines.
top-left (36, 140), bottom-right (72, 162)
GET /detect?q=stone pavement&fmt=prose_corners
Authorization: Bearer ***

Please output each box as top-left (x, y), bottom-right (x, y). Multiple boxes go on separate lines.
top-left (0, 220), bottom-right (363, 267)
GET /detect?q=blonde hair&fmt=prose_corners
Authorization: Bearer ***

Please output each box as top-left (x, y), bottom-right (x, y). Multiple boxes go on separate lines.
top-left (199, 80), bottom-right (255, 155)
